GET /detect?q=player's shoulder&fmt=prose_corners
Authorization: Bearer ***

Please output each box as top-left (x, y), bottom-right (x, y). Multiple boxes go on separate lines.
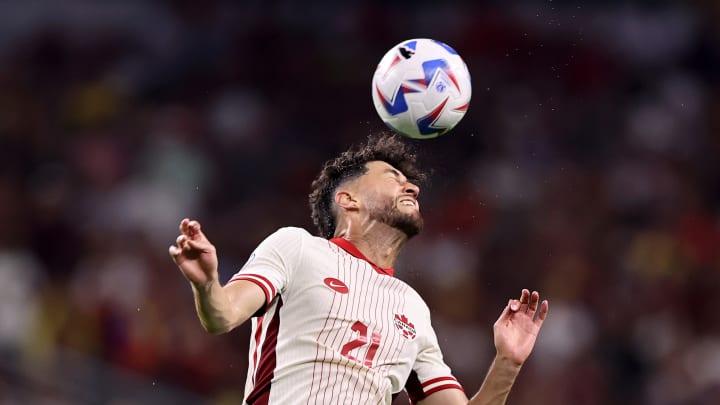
top-left (263, 227), bottom-right (333, 264)
top-left (267, 226), bottom-right (326, 244)
top-left (404, 283), bottom-right (431, 313)
top-left (272, 226), bottom-right (316, 239)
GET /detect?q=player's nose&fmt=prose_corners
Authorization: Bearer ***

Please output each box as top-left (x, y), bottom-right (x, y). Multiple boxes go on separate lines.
top-left (404, 182), bottom-right (420, 199)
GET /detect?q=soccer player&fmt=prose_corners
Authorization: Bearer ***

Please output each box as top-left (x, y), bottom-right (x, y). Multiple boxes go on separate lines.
top-left (169, 133), bottom-right (549, 404)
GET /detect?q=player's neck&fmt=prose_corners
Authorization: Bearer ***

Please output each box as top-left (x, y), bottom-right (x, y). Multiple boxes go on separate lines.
top-left (335, 221), bottom-right (407, 268)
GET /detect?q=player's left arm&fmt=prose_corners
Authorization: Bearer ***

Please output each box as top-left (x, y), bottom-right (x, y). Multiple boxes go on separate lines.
top-left (419, 289), bottom-right (549, 405)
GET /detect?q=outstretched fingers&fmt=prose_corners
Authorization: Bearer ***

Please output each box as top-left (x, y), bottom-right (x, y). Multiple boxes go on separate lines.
top-left (505, 289), bottom-right (550, 325)
top-left (517, 289), bottom-right (530, 313)
top-left (508, 289), bottom-right (527, 312)
top-left (528, 290), bottom-right (540, 313)
top-left (169, 219), bottom-right (211, 263)
top-left (535, 299), bottom-right (549, 327)
top-left (177, 218), bottom-right (207, 240)
top-left (185, 219), bottom-right (208, 241)
top-left (187, 220), bottom-right (200, 236)
top-left (179, 218), bottom-right (190, 233)
top-left (179, 217), bottom-right (201, 233)
top-left (169, 233), bottom-right (186, 263)
top-left (169, 244), bottom-right (181, 258)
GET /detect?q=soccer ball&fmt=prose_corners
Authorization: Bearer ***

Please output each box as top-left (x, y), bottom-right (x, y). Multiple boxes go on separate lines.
top-left (371, 38), bottom-right (471, 139)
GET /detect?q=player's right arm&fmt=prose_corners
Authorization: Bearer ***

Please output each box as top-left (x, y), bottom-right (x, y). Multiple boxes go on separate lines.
top-left (169, 218), bottom-right (265, 334)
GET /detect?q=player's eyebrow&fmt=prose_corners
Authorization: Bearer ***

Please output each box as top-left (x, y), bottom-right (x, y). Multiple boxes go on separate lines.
top-left (384, 168), bottom-right (407, 182)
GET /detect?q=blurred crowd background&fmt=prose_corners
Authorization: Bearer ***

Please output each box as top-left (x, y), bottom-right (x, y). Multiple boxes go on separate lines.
top-left (1, 0), bottom-right (719, 404)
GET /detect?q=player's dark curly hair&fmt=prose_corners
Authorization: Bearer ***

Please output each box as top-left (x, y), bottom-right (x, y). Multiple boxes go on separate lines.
top-left (309, 132), bottom-right (427, 239)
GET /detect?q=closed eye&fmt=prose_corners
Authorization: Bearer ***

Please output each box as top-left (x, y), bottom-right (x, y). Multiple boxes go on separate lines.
top-left (384, 168), bottom-right (407, 184)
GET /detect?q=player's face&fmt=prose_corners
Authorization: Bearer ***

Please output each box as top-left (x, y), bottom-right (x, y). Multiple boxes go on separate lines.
top-left (359, 161), bottom-right (423, 238)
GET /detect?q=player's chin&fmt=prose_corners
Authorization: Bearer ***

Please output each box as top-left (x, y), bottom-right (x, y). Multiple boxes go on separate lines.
top-left (400, 221), bottom-right (423, 239)
top-left (393, 213), bottom-right (423, 238)
top-left (399, 205), bottom-right (421, 220)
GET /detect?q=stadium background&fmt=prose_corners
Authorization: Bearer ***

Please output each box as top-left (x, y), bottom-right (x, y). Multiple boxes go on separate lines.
top-left (1, 0), bottom-right (719, 403)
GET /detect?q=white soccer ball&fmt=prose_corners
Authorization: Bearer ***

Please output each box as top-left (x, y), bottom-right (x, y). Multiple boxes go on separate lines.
top-left (371, 38), bottom-right (472, 139)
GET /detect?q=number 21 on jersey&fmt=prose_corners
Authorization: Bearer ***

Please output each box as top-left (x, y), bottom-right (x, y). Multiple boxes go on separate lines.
top-left (340, 321), bottom-right (381, 367)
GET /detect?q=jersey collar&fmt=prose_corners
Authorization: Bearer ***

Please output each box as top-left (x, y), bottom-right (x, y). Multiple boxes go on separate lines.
top-left (329, 238), bottom-right (395, 277)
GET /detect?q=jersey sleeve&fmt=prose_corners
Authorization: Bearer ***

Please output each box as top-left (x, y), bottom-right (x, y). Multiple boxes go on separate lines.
top-left (405, 317), bottom-right (464, 403)
top-left (227, 227), bottom-right (305, 312)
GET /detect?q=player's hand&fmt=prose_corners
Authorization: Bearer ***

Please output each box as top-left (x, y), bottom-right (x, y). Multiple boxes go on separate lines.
top-left (169, 218), bottom-right (219, 287)
top-left (493, 289), bottom-right (549, 366)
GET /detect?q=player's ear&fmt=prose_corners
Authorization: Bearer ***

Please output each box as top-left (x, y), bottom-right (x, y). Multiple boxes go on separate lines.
top-left (335, 190), bottom-right (358, 211)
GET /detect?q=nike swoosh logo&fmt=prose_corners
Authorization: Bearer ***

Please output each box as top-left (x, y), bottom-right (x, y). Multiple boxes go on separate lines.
top-left (324, 277), bottom-right (349, 294)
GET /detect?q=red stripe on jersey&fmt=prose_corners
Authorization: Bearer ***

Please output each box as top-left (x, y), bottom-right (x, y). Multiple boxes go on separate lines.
top-left (424, 383), bottom-right (464, 397)
top-left (421, 376), bottom-right (458, 388)
top-left (245, 297), bottom-right (283, 404)
top-left (330, 238), bottom-right (394, 276)
top-left (406, 373), bottom-right (463, 404)
top-left (229, 274), bottom-right (276, 305)
top-left (250, 274), bottom-right (277, 297)
top-left (251, 317), bottom-right (264, 385)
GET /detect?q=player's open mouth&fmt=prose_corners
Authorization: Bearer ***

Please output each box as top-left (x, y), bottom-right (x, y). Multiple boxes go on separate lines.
top-left (399, 199), bottom-right (416, 207)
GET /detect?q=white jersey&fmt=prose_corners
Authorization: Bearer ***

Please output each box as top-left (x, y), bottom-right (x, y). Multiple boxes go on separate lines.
top-left (229, 227), bottom-right (463, 405)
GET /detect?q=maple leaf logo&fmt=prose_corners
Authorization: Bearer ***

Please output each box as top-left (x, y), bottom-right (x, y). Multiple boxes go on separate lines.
top-left (393, 314), bottom-right (417, 340)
